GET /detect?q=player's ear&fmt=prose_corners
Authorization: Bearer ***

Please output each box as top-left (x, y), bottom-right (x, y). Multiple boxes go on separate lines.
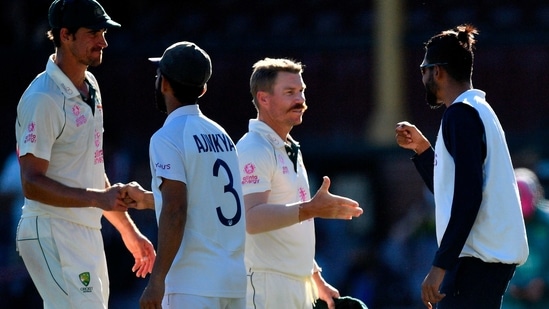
top-left (60, 28), bottom-right (72, 42)
top-left (256, 90), bottom-right (269, 107)
top-left (434, 64), bottom-right (445, 80)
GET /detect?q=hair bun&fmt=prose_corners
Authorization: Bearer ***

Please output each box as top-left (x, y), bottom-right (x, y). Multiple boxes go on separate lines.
top-left (455, 24), bottom-right (478, 51)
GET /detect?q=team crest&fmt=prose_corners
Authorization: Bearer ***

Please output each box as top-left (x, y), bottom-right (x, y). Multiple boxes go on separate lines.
top-left (79, 272), bottom-right (90, 287)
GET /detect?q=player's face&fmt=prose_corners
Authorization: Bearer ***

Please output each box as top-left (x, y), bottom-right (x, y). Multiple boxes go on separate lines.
top-left (422, 67), bottom-right (442, 109)
top-left (66, 27), bottom-right (108, 67)
top-left (261, 72), bottom-right (307, 130)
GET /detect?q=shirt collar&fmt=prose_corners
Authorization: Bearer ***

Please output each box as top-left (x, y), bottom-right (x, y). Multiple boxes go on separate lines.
top-left (164, 104), bottom-right (201, 125)
top-left (46, 54), bottom-right (97, 100)
top-left (248, 119), bottom-right (299, 149)
top-left (453, 89), bottom-right (486, 105)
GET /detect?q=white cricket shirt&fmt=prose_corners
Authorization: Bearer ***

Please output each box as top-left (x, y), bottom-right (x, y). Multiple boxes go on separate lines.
top-left (236, 119), bottom-right (315, 278)
top-left (149, 104), bottom-right (246, 297)
top-left (16, 55), bottom-right (105, 228)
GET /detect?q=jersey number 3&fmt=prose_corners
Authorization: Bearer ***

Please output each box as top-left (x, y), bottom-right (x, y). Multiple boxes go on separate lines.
top-left (213, 159), bottom-right (242, 226)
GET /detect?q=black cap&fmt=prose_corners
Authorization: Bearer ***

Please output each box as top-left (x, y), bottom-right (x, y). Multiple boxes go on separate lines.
top-left (48, 0), bottom-right (121, 30)
top-left (149, 41), bottom-right (212, 88)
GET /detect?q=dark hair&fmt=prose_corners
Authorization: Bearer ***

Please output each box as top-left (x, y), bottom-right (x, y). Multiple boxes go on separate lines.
top-left (424, 24), bottom-right (478, 82)
top-left (46, 27), bottom-right (79, 48)
top-left (162, 72), bottom-right (204, 105)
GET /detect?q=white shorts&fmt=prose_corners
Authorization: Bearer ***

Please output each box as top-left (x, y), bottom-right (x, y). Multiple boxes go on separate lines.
top-left (247, 270), bottom-right (317, 309)
top-left (16, 216), bottom-right (109, 309)
top-left (162, 293), bottom-right (245, 309)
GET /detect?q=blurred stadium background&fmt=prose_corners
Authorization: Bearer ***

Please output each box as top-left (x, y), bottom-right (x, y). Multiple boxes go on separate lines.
top-left (1, 0), bottom-right (549, 308)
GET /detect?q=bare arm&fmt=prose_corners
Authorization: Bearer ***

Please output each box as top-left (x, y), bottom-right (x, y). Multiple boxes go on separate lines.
top-left (244, 176), bottom-right (363, 234)
top-left (140, 178), bottom-right (187, 308)
top-left (244, 191), bottom-right (299, 233)
top-left (103, 173), bottom-right (156, 278)
top-left (103, 210), bottom-right (156, 278)
top-left (19, 153), bottom-right (127, 211)
top-left (312, 261), bottom-right (340, 309)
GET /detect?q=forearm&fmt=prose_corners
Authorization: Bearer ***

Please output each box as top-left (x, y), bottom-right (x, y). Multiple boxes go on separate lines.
top-left (312, 261), bottom-right (340, 301)
top-left (23, 173), bottom-right (111, 208)
top-left (150, 204), bottom-right (186, 282)
top-left (312, 269), bottom-right (323, 286)
top-left (246, 202), bottom-right (300, 234)
top-left (313, 260), bottom-right (322, 274)
top-left (103, 210), bottom-right (138, 235)
top-left (139, 191), bottom-right (155, 209)
top-left (312, 260), bottom-right (326, 290)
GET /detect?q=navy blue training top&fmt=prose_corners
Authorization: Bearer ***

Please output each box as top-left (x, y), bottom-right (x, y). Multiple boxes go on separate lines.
top-left (412, 103), bottom-right (487, 270)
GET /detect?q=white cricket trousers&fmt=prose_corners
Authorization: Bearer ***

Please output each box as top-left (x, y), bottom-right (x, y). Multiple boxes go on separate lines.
top-left (16, 216), bottom-right (109, 309)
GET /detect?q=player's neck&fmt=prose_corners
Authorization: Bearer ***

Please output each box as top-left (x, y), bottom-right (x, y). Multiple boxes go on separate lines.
top-left (54, 51), bottom-right (88, 89)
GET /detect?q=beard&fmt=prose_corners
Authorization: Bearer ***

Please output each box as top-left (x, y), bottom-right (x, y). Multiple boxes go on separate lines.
top-left (89, 50), bottom-right (103, 67)
top-left (424, 75), bottom-right (442, 109)
top-left (82, 47), bottom-right (103, 67)
top-left (155, 76), bottom-right (167, 114)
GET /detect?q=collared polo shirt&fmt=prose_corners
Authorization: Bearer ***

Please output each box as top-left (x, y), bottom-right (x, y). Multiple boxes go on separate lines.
top-left (16, 55), bottom-right (105, 228)
top-left (236, 119), bottom-right (315, 278)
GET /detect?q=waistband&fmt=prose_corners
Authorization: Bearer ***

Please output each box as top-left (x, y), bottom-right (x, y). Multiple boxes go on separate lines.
top-left (248, 268), bottom-right (319, 303)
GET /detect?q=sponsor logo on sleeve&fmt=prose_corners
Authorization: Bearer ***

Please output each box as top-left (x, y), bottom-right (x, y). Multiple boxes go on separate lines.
top-left (24, 122), bottom-right (37, 144)
top-left (155, 162), bottom-right (171, 170)
top-left (241, 163), bottom-right (259, 185)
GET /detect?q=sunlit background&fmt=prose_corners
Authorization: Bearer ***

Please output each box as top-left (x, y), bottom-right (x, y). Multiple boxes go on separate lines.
top-left (2, 1), bottom-right (549, 308)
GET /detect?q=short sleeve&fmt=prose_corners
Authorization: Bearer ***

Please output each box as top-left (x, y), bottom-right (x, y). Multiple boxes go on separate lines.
top-left (16, 92), bottom-right (64, 161)
top-left (149, 132), bottom-right (187, 185)
top-left (237, 139), bottom-right (275, 195)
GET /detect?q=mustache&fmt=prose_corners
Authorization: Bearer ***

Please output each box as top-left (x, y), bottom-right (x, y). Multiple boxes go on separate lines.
top-left (289, 103), bottom-right (308, 112)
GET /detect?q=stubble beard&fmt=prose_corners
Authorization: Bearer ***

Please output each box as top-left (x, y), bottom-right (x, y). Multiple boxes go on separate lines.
top-left (425, 76), bottom-right (442, 109)
top-left (88, 50), bottom-right (103, 67)
top-left (155, 77), bottom-right (168, 114)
